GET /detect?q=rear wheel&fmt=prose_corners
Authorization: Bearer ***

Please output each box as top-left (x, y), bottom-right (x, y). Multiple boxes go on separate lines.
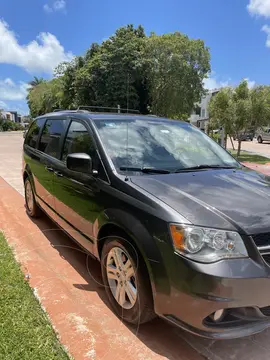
top-left (24, 178), bottom-right (42, 218)
top-left (101, 238), bottom-right (156, 324)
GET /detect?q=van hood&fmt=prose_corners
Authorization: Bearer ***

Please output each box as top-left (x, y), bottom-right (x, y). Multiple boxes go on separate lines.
top-left (131, 168), bottom-right (270, 235)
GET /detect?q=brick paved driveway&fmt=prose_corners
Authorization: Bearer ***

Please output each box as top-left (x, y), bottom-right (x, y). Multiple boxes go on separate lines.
top-left (2, 132), bottom-right (270, 360)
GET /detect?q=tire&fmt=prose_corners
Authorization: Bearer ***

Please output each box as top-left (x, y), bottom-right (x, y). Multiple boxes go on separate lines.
top-left (101, 237), bottom-right (156, 325)
top-left (24, 177), bottom-right (42, 218)
top-left (258, 136), bottom-right (263, 144)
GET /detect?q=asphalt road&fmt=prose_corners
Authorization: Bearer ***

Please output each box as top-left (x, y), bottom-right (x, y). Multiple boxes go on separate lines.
top-left (1, 131), bottom-right (270, 360)
top-left (228, 138), bottom-right (270, 158)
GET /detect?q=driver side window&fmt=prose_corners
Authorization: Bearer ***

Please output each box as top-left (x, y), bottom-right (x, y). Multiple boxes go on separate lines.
top-left (62, 121), bottom-right (95, 162)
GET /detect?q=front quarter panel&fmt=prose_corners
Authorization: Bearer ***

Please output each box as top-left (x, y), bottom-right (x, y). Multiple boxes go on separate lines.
top-left (94, 204), bottom-right (174, 303)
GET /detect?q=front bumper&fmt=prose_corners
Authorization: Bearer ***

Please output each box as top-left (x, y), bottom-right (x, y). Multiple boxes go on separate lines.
top-left (152, 244), bottom-right (270, 339)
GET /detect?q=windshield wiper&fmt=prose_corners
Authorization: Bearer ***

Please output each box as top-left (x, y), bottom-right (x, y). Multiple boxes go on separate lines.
top-left (119, 166), bottom-right (171, 174)
top-left (174, 164), bottom-right (236, 173)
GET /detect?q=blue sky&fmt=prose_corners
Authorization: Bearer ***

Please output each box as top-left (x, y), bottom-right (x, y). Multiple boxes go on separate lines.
top-left (0, 0), bottom-right (270, 115)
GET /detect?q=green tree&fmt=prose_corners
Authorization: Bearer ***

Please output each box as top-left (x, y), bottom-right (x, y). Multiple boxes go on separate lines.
top-left (27, 25), bottom-right (211, 118)
top-left (209, 80), bottom-right (270, 157)
top-left (73, 25), bottom-right (148, 112)
top-left (54, 57), bottom-right (85, 109)
top-left (145, 32), bottom-right (210, 118)
top-left (28, 76), bottom-right (45, 87)
top-left (27, 78), bottom-right (63, 117)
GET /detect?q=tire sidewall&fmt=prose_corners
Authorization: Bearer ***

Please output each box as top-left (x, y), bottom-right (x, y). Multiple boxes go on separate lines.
top-left (101, 238), bottom-right (148, 324)
top-left (24, 178), bottom-right (37, 217)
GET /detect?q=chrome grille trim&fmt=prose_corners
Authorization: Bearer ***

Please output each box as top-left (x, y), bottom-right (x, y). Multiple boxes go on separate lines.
top-left (257, 245), bottom-right (270, 252)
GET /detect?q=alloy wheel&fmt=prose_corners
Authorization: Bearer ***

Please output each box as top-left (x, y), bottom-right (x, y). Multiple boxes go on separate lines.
top-left (106, 247), bottom-right (137, 309)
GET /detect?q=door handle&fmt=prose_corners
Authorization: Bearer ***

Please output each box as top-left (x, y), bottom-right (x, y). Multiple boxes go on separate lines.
top-left (45, 166), bottom-right (54, 172)
top-left (54, 171), bottom-right (63, 177)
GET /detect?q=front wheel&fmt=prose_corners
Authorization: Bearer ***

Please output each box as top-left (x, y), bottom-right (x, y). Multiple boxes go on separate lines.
top-left (101, 238), bottom-right (156, 325)
top-left (258, 136), bottom-right (263, 143)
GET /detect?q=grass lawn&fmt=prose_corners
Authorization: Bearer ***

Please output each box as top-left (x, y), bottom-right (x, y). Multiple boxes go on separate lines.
top-left (0, 233), bottom-right (70, 360)
top-left (229, 150), bottom-right (270, 164)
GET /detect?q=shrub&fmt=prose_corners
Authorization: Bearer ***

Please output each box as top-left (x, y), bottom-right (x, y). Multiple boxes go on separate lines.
top-left (1, 121), bottom-right (24, 131)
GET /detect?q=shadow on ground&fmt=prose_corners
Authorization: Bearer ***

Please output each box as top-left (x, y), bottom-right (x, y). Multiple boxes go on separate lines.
top-left (29, 212), bottom-right (270, 360)
top-left (30, 213), bottom-right (204, 360)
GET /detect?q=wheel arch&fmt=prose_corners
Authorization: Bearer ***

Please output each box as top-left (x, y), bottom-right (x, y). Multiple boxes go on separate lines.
top-left (23, 165), bottom-right (37, 194)
top-left (95, 210), bottom-right (163, 298)
top-left (97, 222), bottom-right (154, 283)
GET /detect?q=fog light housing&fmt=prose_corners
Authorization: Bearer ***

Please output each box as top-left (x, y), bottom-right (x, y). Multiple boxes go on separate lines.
top-left (211, 309), bottom-right (225, 322)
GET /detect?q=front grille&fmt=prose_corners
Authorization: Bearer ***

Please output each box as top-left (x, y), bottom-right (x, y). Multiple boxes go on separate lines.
top-left (252, 232), bottom-right (270, 248)
top-left (260, 306), bottom-right (270, 316)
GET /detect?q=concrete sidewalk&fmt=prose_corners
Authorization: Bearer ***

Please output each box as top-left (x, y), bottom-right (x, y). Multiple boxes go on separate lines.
top-left (0, 131), bottom-right (24, 195)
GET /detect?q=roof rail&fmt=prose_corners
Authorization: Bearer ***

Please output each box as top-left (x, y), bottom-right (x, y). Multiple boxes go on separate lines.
top-left (53, 109), bottom-right (66, 112)
top-left (77, 106), bottom-right (140, 114)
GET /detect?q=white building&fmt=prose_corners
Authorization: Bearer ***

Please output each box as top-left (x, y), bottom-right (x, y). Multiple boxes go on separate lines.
top-left (1, 111), bottom-right (21, 123)
top-left (189, 89), bottom-right (220, 131)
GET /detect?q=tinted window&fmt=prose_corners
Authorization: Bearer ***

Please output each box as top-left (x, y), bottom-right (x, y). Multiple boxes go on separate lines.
top-left (25, 118), bottom-right (45, 148)
top-left (62, 121), bottom-right (95, 162)
top-left (39, 119), bottom-right (67, 158)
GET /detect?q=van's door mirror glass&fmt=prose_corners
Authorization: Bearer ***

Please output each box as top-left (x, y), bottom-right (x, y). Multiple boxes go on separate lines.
top-left (67, 153), bottom-right (92, 174)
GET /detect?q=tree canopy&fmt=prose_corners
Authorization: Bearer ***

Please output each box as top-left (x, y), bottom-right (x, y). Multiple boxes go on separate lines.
top-left (209, 80), bottom-right (270, 156)
top-left (27, 25), bottom-right (210, 118)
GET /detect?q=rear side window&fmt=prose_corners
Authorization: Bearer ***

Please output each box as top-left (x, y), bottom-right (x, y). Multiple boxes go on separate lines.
top-left (39, 119), bottom-right (68, 158)
top-left (62, 121), bottom-right (95, 162)
top-left (25, 118), bottom-right (45, 148)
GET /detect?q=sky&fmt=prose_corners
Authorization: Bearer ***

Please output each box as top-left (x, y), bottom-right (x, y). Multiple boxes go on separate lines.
top-left (0, 0), bottom-right (270, 115)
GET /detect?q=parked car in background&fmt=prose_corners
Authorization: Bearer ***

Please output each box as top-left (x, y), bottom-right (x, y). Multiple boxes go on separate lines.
top-left (23, 109), bottom-right (270, 339)
top-left (233, 129), bottom-right (254, 141)
top-left (257, 128), bottom-right (270, 143)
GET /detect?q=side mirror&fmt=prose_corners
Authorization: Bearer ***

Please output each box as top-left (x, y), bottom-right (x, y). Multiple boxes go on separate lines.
top-left (67, 153), bottom-right (92, 174)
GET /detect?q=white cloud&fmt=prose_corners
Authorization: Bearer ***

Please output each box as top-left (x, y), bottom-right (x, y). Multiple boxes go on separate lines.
top-left (203, 76), bottom-right (229, 90)
top-left (248, 0), bottom-right (270, 17)
top-left (0, 19), bottom-right (73, 73)
top-left (0, 78), bottom-right (29, 101)
top-left (4, 78), bottom-right (15, 86)
top-left (245, 78), bottom-right (256, 88)
top-left (53, 0), bottom-right (66, 11)
top-left (43, 4), bottom-right (53, 13)
top-left (261, 24), bottom-right (270, 47)
top-left (204, 74), bottom-right (256, 90)
top-left (43, 0), bottom-right (66, 13)
top-left (0, 100), bottom-right (7, 109)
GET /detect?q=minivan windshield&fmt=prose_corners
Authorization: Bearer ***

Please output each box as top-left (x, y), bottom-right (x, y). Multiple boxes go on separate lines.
top-left (93, 118), bottom-right (240, 173)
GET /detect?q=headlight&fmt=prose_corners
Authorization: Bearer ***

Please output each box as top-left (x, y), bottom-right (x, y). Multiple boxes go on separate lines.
top-left (170, 224), bottom-right (248, 263)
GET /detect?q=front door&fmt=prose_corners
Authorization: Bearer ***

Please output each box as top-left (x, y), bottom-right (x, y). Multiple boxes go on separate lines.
top-left (53, 119), bottom-right (108, 253)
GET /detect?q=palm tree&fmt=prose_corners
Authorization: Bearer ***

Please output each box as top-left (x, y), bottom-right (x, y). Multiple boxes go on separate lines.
top-left (28, 77), bottom-right (45, 87)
